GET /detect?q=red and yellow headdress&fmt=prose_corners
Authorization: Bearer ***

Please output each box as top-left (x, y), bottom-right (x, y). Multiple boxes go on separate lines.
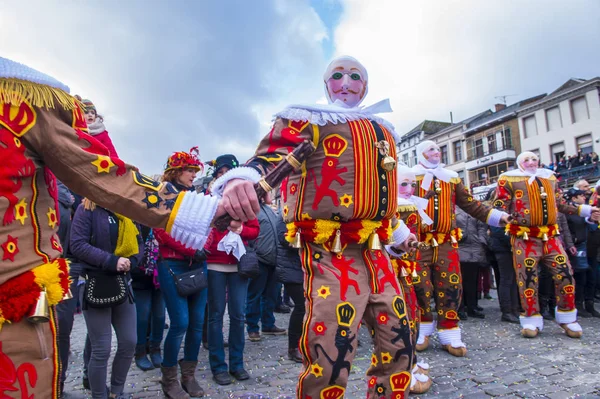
top-left (165, 147), bottom-right (204, 172)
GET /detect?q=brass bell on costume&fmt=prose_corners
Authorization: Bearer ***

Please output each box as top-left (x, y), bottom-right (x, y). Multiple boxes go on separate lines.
top-left (381, 155), bottom-right (397, 172)
top-left (412, 268), bottom-right (419, 278)
top-left (291, 230), bottom-right (302, 249)
top-left (430, 238), bottom-right (439, 247)
top-left (540, 187), bottom-right (547, 199)
top-left (332, 230), bottom-right (342, 254)
top-left (368, 232), bottom-right (382, 251)
top-left (62, 288), bottom-right (74, 301)
top-left (28, 289), bottom-right (50, 323)
top-left (542, 233), bottom-right (549, 242)
top-left (522, 231), bottom-right (529, 241)
top-left (401, 267), bottom-right (409, 277)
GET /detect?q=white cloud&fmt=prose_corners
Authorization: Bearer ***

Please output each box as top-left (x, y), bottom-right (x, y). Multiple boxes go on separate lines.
top-left (333, 0), bottom-right (600, 132)
top-left (0, 0), bottom-right (329, 176)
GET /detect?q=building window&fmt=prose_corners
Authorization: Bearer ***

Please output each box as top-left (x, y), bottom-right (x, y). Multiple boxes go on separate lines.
top-left (576, 134), bottom-right (593, 154)
top-left (523, 115), bottom-right (538, 138)
top-left (545, 106), bottom-right (563, 131)
top-left (440, 145), bottom-right (448, 165)
top-left (487, 134), bottom-right (497, 154)
top-left (402, 153), bottom-right (409, 166)
top-left (457, 170), bottom-right (465, 182)
top-left (503, 127), bottom-right (513, 149)
top-left (453, 141), bottom-right (463, 162)
top-left (411, 149), bottom-right (417, 167)
top-left (474, 138), bottom-right (484, 158)
top-left (571, 96), bottom-right (589, 123)
top-left (550, 142), bottom-right (565, 164)
top-left (531, 148), bottom-right (540, 158)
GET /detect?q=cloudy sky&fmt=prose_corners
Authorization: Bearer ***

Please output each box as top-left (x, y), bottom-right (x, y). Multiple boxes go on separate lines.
top-left (2, 0), bottom-right (599, 176)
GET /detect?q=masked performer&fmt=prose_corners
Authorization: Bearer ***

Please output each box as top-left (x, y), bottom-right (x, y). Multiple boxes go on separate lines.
top-left (411, 140), bottom-right (509, 357)
top-left (0, 56), bottom-right (255, 398)
top-left (495, 151), bottom-right (598, 338)
top-left (387, 163), bottom-right (433, 394)
top-left (216, 55), bottom-right (416, 399)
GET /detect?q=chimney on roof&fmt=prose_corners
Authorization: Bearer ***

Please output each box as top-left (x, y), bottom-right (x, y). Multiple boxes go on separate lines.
top-left (495, 103), bottom-right (506, 112)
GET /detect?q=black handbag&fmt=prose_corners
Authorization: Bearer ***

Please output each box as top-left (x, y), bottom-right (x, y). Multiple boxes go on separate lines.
top-left (169, 266), bottom-right (208, 297)
top-left (238, 246), bottom-right (260, 279)
top-left (84, 272), bottom-right (128, 308)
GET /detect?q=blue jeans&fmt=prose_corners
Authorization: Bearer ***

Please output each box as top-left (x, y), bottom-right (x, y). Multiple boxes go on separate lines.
top-left (207, 270), bottom-right (248, 374)
top-left (133, 287), bottom-right (166, 346)
top-left (157, 260), bottom-right (208, 367)
top-left (245, 262), bottom-right (277, 333)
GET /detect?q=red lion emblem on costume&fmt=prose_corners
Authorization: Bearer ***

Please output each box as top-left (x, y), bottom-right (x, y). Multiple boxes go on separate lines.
top-left (0, 341), bottom-right (38, 398)
top-left (0, 129), bottom-right (35, 225)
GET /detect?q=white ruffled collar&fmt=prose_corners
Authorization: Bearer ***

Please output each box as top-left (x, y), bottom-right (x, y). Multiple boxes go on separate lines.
top-left (275, 98), bottom-right (399, 142)
top-left (502, 168), bottom-right (555, 185)
top-left (397, 195), bottom-right (433, 225)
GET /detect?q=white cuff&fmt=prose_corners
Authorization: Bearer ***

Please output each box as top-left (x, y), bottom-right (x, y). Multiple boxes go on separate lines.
top-left (413, 362), bottom-right (429, 373)
top-left (555, 308), bottom-right (577, 324)
top-left (418, 321), bottom-right (436, 343)
top-left (487, 209), bottom-right (507, 227)
top-left (438, 328), bottom-right (465, 347)
top-left (520, 314), bottom-right (544, 331)
top-left (392, 221), bottom-right (410, 246)
top-left (210, 166), bottom-right (261, 197)
top-left (170, 191), bottom-right (219, 250)
top-left (579, 205), bottom-right (592, 218)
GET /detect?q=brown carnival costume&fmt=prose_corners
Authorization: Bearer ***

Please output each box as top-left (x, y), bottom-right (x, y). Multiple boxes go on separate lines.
top-left (0, 57), bottom-right (222, 398)
top-left (411, 140), bottom-right (507, 357)
top-left (213, 56), bottom-right (414, 399)
top-left (495, 151), bottom-right (594, 338)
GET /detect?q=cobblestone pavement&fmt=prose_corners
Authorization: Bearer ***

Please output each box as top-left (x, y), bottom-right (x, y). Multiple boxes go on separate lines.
top-left (62, 292), bottom-right (600, 399)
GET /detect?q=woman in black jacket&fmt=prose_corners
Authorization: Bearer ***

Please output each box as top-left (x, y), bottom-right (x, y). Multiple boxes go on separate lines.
top-left (275, 215), bottom-right (305, 363)
top-left (486, 189), bottom-right (520, 323)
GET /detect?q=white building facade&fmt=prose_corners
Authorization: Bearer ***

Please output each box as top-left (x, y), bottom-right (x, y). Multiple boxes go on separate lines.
top-left (518, 78), bottom-right (600, 165)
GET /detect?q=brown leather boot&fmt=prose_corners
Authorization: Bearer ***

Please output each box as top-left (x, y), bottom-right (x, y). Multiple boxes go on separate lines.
top-left (160, 365), bottom-right (190, 399)
top-left (179, 360), bottom-right (205, 397)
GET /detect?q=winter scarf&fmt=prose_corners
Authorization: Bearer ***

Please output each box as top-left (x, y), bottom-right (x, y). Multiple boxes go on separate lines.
top-left (87, 119), bottom-right (106, 136)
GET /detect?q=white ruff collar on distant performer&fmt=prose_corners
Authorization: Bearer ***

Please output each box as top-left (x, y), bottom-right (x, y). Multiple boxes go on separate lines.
top-left (412, 164), bottom-right (458, 191)
top-left (502, 168), bottom-right (555, 185)
top-left (398, 196), bottom-right (433, 225)
top-left (275, 98), bottom-right (399, 142)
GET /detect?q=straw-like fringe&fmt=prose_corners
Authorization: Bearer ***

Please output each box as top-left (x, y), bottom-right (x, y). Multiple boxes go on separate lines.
top-left (0, 78), bottom-right (80, 110)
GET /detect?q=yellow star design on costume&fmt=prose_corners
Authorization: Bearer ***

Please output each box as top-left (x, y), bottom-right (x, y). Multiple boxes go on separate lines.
top-left (371, 354), bottom-right (378, 367)
top-left (381, 352), bottom-right (392, 364)
top-left (340, 194), bottom-right (354, 208)
top-left (283, 205), bottom-right (289, 217)
top-left (310, 363), bottom-right (324, 378)
top-left (91, 155), bottom-right (115, 174)
top-left (47, 207), bottom-right (57, 229)
top-left (317, 285), bottom-right (331, 299)
top-left (15, 198), bottom-right (28, 225)
top-left (301, 213), bottom-right (312, 221)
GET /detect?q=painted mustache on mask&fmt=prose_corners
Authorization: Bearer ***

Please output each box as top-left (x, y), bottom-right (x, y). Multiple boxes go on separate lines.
top-left (332, 87), bottom-right (361, 94)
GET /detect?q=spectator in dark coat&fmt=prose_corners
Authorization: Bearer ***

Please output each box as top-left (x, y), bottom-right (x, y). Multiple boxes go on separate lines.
top-left (486, 189), bottom-right (520, 323)
top-left (275, 215), bottom-right (305, 363)
top-left (456, 207), bottom-right (488, 319)
top-left (131, 225), bottom-right (165, 371)
top-left (564, 189), bottom-right (600, 318)
top-left (246, 203), bottom-right (287, 342)
top-left (70, 199), bottom-right (143, 399)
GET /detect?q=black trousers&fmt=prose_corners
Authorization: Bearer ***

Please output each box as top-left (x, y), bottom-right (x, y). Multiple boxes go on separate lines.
top-left (494, 252), bottom-right (520, 314)
top-left (460, 262), bottom-right (480, 311)
top-left (283, 282), bottom-right (305, 350)
top-left (574, 266), bottom-right (596, 302)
